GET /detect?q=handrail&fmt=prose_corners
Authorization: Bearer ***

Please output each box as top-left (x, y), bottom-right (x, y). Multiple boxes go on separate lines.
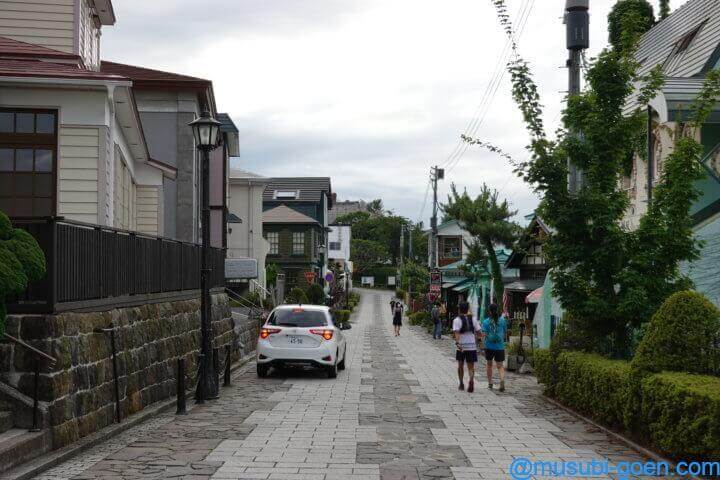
top-left (3, 333), bottom-right (56, 365)
top-left (225, 287), bottom-right (264, 311)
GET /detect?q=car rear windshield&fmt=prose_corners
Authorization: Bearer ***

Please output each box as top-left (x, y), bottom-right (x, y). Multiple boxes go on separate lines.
top-left (267, 309), bottom-right (328, 327)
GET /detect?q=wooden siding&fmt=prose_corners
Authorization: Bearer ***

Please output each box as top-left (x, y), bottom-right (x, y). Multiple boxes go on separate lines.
top-left (113, 149), bottom-right (136, 231)
top-left (136, 185), bottom-right (159, 236)
top-left (58, 126), bottom-right (98, 224)
top-left (0, 0), bottom-right (75, 53)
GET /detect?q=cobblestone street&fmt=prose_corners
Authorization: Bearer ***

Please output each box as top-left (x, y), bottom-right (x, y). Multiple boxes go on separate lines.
top-left (35, 289), bottom-right (651, 480)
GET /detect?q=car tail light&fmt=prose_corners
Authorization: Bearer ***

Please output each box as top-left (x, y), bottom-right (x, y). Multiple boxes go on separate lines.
top-left (310, 329), bottom-right (334, 341)
top-left (260, 328), bottom-right (281, 339)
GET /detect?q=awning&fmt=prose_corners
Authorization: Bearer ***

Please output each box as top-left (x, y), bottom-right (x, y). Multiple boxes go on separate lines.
top-left (526, 287), bottom-right (543, 304)
top-left (505, 278), bottom-right (544, 293)
top-left (452, 279), bottom-right (473, 292)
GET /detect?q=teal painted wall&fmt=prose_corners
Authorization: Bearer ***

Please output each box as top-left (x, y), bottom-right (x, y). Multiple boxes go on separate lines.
top-left (682, 216), bottom-right (720, 307)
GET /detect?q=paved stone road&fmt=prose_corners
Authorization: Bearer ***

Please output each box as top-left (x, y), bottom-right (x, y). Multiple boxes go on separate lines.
top-left (36, 289), bottom-right (651, 480)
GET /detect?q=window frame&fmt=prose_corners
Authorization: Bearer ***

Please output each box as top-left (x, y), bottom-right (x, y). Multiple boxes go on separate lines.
top-left (0, 108), bottom-right (58, 218)
top-left (292, 231), bottom-right (305, 255)
top-left (266, 231), bottom-right (280, 255)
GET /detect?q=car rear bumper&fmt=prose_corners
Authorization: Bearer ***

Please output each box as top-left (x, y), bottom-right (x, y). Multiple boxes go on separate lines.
top-left (256, 340), bottom-right (335, 366)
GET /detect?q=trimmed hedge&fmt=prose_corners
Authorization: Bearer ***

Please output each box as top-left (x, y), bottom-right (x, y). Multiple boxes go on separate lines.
top-left (554, 352), bottom-right (632, 428)
top-left (641, 372), bottom-right (720, 461)
top-left (335, 310), bottom-right (351, 323)
top-left (633, 290), bottom-right (720, 375)
top-left (533, 349), bottom-right (553, 391)
top-left (408, 311), bottom-right (429, 326)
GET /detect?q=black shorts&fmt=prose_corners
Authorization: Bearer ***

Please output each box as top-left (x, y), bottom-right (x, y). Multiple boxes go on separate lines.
top-left (393, 315), bottom-right (402, 326)
top-left (456, 350), bottom-right (478, 363)
top-left (485, 348), bottom-right (505, 362)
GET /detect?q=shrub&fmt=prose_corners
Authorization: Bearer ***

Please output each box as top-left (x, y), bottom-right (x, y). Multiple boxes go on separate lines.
top-left (533, 349), bottom-right (553, 390)
top-left (408, 311), bottom-right (429, 326)
top-left (554, 352), bottom-right (632, 428)
top-left (395, 288), bottom-right (406, 300)
top-left (640, 372), bottom-right (720, 461)
top-left (335, 310), bottom-right (351, 323)
top-left (633, 291), bottom-right (720, 375)
top-left (285, 287), bottom-right (308, 305)
top-left (306, 283), bottom-right (326, 305)
top-left (0, 211), bottom-right (46, 335)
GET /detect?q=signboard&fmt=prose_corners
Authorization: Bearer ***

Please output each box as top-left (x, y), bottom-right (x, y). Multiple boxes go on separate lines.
top-left (304, 271), bottom-right (316, 284)
top-left (225, 258), bottom-right (258, 280)
top-left (387, 276), bottom-right (396, 286)
top-left (429, 284), bottom-right (441, 293)
top-left (361, 276), bottom-right (374, 286)
top-left (429, 268), bottom-right (442, 286)
top-left (428, 292), bottom-right (439, 303)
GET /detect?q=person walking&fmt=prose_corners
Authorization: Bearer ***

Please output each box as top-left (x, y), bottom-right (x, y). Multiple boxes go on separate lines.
top-left (439, 301), bottom-right (448, 329)
top-left (452, 302), bottom-right (481, 393)
top-left (392, 300), bottom-right (404, 336)
top-left (482, 303), bottom-right (507, 391)
top-left (390, 298), bottom-right (397, 314)
top-left (431, 302), bottom-right (442, 339)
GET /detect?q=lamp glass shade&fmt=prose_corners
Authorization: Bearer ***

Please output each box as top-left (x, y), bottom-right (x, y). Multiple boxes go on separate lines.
top-left (188, 112), bottom-right (222, 150)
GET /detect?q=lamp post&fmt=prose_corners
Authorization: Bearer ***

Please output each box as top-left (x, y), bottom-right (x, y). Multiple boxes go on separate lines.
top-left (188, 111), bottom-right (222, 402)
top-left (317, 244), bottom-right (325, 286)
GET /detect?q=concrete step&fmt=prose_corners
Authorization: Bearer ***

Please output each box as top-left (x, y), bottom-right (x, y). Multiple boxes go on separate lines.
top-left (0, 412), bottom-right (11, 434)
top-left (0, 428), bottom-right (51, 474)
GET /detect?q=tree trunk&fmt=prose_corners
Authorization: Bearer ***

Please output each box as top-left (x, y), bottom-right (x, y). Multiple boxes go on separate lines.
top-left (484, 238), bottom-right (504, 305)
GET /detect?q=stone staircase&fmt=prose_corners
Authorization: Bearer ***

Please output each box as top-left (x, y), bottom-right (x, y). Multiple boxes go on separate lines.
top-left (0, 391), bottom-right (51, 474)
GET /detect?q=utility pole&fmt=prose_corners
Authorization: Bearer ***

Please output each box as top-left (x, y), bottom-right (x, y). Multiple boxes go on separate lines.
top-left (407, 225), bottom-right (413, 299)
top-left (430, 166), bottom-right (444, 268)
top-left (564, 0), bottom-right (589, 194)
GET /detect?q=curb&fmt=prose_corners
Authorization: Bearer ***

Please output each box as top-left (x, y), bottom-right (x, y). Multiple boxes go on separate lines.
top-left (540, 394), bottom-right (695, 479)
top-left (1, 355), bottom-right (255, 480)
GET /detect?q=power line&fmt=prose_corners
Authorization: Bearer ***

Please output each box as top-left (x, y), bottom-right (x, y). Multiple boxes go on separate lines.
top-left (417, 173), bottom-right (432, 223)
top-left (445, 0), bottom-right (535, 174)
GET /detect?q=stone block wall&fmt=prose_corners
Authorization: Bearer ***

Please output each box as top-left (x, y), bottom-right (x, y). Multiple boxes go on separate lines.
top-left (1, 293), bottom-right (234, 449)
top-left (232, 309), bottom-right (262, 358)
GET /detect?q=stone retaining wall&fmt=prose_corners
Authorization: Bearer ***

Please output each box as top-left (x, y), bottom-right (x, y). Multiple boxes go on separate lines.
top-left (1, 294), bottom-right (234, 449)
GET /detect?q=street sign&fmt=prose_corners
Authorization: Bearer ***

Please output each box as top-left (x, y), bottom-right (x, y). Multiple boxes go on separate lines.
top-left (324, 272), bottom-right (334, 283)
top-left (225, 258), bottom-right (258, 279)
top-left (429, 268), bottom-right (442, 286)
top-left (304, 271), bottom-right (316, 283)
top-left (429, 284), bottom-right (441, 293)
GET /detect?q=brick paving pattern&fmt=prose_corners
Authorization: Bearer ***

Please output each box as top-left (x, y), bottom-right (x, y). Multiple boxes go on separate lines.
top-left (36, 289), bottom-right (654, 479)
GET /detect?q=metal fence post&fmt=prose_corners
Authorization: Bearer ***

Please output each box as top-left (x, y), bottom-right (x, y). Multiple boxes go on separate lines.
top-left (176, 358), bottom-right (187, 415)
top-left (110, 327), bottom-right (121, 423)
top-left (195, 353), bottom-right (205, 404)
top-left (223, 345), bottom-right (232, 387)
top-left (213, 347), bottom-right (220, 397)
top-left (30, 359), bottom-right (40, 432)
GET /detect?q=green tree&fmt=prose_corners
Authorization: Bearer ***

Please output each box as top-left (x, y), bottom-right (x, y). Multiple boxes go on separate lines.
top-left (350, 239), bottom-right (390, 275)
top-left (466, 0), bottom-right (718, 355)
top-left (337, 210), bottom-right (417, 266)
top-left (659, 0), bottom-right (670, 19)
top-left (400, 261), bottom-right (428, 297)
top-left (0, 212), bottom-right (46, 335)
top-left (266, 263), bottom-right (280, 288)
top-left (608, 0), bottom-right (655, 51)
top-left (443, 184), bottom-right (520, 304)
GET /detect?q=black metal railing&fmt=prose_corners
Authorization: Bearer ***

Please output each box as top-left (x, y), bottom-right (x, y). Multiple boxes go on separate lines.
top-left (2, 333), bottom-right (56, 431)
top-left (8, 217), bottom-right (225, 314)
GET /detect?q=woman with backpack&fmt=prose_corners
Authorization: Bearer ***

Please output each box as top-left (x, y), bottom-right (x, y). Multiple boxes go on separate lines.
top-left (452, 302), bottom-right (481, 393)
top-left (392, 300), bottom-right (404, 336)
top-left (482, 303), bottom-right (508, 391)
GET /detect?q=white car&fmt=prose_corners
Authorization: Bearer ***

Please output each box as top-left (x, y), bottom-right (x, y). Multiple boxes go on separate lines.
top-left (256, 304), bottom-right (350, 378)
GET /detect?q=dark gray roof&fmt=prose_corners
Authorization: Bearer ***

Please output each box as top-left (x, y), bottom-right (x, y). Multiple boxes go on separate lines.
top-left (263, 177), bottom-right (332, 205)
top-left (217, 113), bottom-right (238, 133)
top-left (635, 0), bottom-right (720, 79)
top-left (625, 0), bottom-right (720, 112)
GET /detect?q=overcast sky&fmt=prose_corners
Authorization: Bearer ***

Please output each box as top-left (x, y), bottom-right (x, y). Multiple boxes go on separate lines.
top-left (102, 0), bottom-right (671, 225)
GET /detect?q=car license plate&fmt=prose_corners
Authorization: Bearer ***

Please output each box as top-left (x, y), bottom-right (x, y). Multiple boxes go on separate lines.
top-left (288, 336), bottom-right (303, 345)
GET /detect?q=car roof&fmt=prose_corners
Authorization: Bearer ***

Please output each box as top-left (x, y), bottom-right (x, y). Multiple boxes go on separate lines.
top-left (274, 304), bottom-right (329, 312)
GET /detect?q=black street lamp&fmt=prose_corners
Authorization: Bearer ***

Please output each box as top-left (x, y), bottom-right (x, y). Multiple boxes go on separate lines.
top-left (189, 111), bottom-right (222, 402)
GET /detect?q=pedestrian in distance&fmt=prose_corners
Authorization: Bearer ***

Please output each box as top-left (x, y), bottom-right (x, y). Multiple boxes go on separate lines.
top-left (482, 303), bottom-right (507, 391)
top-left (431, 302), bottom-right (442, 339)
top-left (392, 301), bottom-right (404, 336)
top-left (452, 301), bottom-right (481, 393)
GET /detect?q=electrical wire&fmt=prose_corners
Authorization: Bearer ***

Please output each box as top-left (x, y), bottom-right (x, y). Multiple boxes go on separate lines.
top-left (417, 174), bottom-right (433, 223)
top-left (445, 0), bottom-right (535, 174)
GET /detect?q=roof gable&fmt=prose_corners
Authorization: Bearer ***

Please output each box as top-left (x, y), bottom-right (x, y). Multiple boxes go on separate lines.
top-left (635, 0), bottom-right (720, 79)
top-left (263, 205), bottom-right (321, 225)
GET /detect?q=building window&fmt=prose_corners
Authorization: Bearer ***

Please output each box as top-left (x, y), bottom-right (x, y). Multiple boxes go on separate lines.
top-left (293, 232), bottom-right (305, 255)
top-left (440, 237), bottom-right (462, 259)
top-left (664, 23), bottom-right (704, 73)
top-left (274, 190), bottom-right (298, 199)
top-left (267, 232), bottom-right (279, 255)
top-left (0, 109), bottom-right (57, 217)
top-left (329, 241), bottom-right (341, 251)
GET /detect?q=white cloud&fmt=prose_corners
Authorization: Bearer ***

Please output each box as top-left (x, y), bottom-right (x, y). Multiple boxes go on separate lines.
top-left (102, 0), bottom-right (648, 223)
